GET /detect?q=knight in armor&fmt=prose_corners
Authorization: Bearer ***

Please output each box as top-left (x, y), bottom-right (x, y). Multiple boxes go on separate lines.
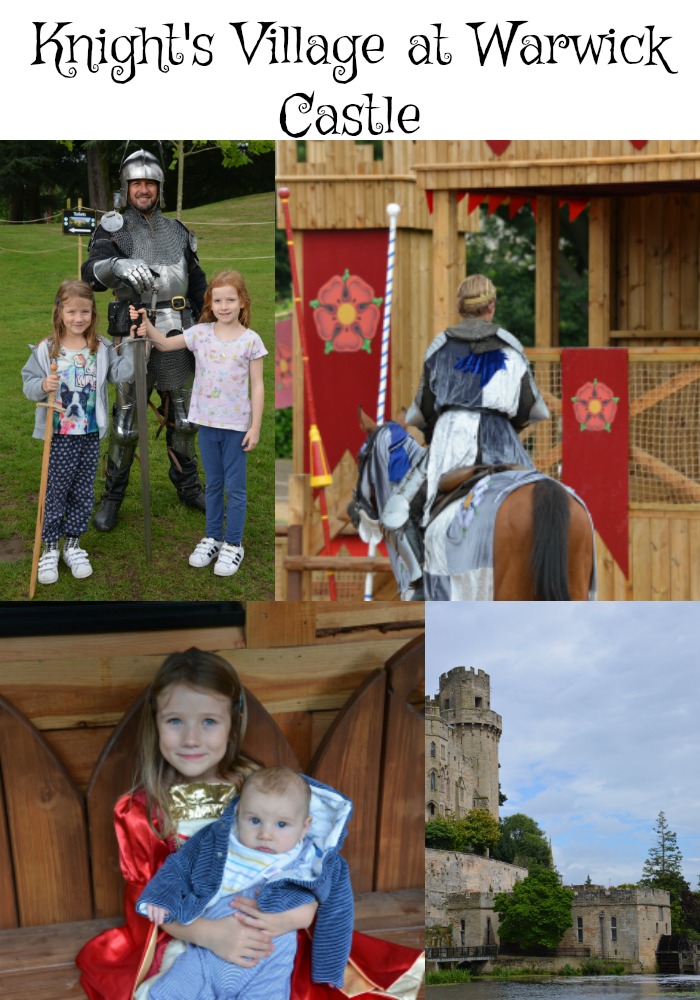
top-left (405, 273), bottom-right (549, 522)
top-left (82, 148), bottom-right (207, 531)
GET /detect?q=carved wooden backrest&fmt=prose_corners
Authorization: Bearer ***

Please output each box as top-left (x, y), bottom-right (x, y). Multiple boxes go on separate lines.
top-left (0, 636), bottom-right (424, 928)
top-left (0, 697), bottom-right (92, 928)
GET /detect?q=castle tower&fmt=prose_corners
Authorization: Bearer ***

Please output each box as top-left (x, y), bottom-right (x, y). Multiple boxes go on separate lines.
top-left (426, 666), bottom-right (502, 820)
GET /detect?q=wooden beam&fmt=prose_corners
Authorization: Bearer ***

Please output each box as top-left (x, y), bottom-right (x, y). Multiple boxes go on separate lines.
top-left (535, 196), bottom-right (559, 347)
top-left (431, 189), bottom-right (461, 335)
top-left (589, 197), bottom-right (613, 347)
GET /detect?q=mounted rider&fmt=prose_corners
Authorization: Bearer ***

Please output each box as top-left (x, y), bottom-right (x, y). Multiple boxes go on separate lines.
top-left (372, 275), bottom-right (549, 594)
top-left (82, 147), bottom-right (207, 531)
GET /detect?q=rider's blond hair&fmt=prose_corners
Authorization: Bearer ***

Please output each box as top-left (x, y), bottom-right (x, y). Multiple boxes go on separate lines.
top-left (456, 275), bottom-right (497, 318)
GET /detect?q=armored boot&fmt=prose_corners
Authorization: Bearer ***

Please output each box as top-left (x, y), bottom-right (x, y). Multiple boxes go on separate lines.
top-left (168, 451), bottom-right (206, 511)
top-left (93, 460), bottom-right (132, 531)
top-left (162, 387), bottom-right (205, 512)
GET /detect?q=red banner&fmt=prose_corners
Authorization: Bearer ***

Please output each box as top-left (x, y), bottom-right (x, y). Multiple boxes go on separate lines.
top-left (301, 229), bottom-right (390, 473)
top-left (274, 315), bottom-right (293, 409)
top-left (561, 349), bottom-right (629, 576)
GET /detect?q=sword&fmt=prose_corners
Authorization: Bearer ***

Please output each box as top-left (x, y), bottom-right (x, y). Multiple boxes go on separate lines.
top-left (132, 284), bottom-right (157, 564)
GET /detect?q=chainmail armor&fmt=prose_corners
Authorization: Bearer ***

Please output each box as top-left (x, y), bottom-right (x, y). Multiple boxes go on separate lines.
top-left (112, 207), bottom-right (189, 265)
top-left (147, 350), bottom-right (195, 392)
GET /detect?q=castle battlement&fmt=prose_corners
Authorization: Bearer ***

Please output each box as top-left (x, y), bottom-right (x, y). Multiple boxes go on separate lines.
top-left (427, 665), bottom-right (501, 822)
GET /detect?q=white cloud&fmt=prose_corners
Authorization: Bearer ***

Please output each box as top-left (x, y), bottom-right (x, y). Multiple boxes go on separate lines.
top-left (426, 603), bottom-right (700, 885)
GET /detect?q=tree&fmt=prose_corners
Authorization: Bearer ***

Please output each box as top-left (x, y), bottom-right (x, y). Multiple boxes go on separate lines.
top-left (426, 809), bottom-right (501, 855)
top-left (466, 206), bottom-right (589, 347)
top-left (462, 808), bottom-right (501, 856)
top-left (639, 811), bottom-right (690, 933)
top-left (167, 141), bottom-right (275, 217)
top-left (640, 811), bottom-right (684, 882)
top-left (492, 813), bottom-right (553, 871)
top-left (425, 815), bottom-right (466, 852)
top-left (494, 866), bottom-right (573, 951)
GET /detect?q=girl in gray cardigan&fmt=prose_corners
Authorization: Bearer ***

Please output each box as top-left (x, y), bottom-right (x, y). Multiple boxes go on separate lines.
top-left (21, 280), bottom-right (134, 584)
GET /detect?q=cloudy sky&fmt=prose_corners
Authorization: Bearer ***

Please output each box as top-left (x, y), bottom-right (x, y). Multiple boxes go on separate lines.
top-left (426, 602), bottom-right (700, 887)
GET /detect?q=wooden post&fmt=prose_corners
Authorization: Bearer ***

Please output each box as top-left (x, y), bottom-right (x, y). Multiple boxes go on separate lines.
top-left (431, 189), bottom-right (461, 335)
top-left (287, 473), bottom-right (312, 600)
top-left (292, 229), bottom-right (306, 475)
top-left (535, 195), bottom-right (559, 347)
top-left (77, 197), bottom-right (84, 277)
top-left (589, 197), bottom-right (613, 347)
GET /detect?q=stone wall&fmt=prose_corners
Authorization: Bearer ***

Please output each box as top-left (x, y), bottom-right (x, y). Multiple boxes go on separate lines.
top-left (426, 849), bottom-right (527, 946)
top-left (560, 885), bottom-right (671, 972)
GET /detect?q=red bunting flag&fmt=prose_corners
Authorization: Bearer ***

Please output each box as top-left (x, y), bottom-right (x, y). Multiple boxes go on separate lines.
top-left (467, 193), bottom-right (486, 215)
top-left (561, 348), bottom-right (629, 576)
top-left (508, 196), bottom-right (529, 218)
top-left (629, 140), bottom-right (648, 150)
top-left (425, 190), bottom-right (434, 214)
top-left (485, 141), bottom-right (511, 156)
top-left (567, 199), bottom-right (589, 222)
top-left (488, 195), bottom-right (507, 215)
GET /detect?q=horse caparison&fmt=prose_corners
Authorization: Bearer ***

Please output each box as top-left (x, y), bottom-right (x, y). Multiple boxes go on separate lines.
top-left (493, 478), bottom-right (593, 601)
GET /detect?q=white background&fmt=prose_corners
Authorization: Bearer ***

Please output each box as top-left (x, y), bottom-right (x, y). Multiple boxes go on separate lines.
top-left (3, 1), bottom-right (694, 139)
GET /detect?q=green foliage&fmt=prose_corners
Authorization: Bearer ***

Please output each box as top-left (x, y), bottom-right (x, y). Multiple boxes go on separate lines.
top-left (492, 813), bottom-right (553, 870)
top-left (580, 959), bottom-right (625, 976)
top-left (425, 815), bottom-right (465, 851)
top-left (491, 965), bottom-right (513, 977)
top-left (640, 811), bottom-right (684, 882)
top-left (275, 227), bottom-right (291, 303)
top-left (1, 191), bottom-right (275, 600)
top-left (561, 964), bottom-right (580, 976)
top-left (426, 809), bottom-right (500, 855)
top-left (638, 811), bottom-right (694, 934)
top-left (466, 206), bottom-right (589, 347)
top-left (425, 969), bottom-right (472, 985)
top-left (275, 408), bottom-right (293, 459)
top-left (462, 808), bottom-right (502, 856)
top-left (494, 866), bottom-right (573, 951)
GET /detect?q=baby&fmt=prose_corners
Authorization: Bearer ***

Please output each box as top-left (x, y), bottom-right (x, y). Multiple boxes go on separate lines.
top-left (137, 767), bottom-right (354, 999)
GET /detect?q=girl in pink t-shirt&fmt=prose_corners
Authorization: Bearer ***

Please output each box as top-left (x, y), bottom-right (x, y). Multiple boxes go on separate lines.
top-left (131, 271), bottom-right (266, 576)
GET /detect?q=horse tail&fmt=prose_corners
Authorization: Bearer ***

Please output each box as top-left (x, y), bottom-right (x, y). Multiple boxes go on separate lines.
top-left (531, 479), bottom-right (571, 600)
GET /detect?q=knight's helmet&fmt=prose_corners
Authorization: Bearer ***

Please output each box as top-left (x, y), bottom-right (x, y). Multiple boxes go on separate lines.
top-left (117, 148), bottom-right (165, 210)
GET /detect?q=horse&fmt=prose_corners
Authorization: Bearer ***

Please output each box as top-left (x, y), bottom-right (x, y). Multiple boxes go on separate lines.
top-left (350, 414), bottom-right (595, 601)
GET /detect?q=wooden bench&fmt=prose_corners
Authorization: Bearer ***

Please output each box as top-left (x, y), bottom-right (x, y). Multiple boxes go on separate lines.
top-left (0, 629), bottom-right (424, 996)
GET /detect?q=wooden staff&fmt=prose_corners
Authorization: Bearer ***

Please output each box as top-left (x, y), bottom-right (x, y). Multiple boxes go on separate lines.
top-left (29, 362), bottom-right (64, 599)
top-left (278, 186), bottom-right (337, 601)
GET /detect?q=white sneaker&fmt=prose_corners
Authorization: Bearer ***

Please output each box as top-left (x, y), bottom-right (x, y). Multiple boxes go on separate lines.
top-left (189, 537), bottom-right (222, 568)
top-left (62, 542), bottom-right (93, 579)
top-left (38, 546), bottom-right (60, 585)
top-left (214, 543), bottom-right (244, 577)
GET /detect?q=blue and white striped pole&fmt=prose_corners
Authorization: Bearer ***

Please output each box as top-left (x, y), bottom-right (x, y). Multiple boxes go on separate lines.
top-left (365, 202), bottom-right (401, 601)
top-left (376, 203), bottom-right (401, 425)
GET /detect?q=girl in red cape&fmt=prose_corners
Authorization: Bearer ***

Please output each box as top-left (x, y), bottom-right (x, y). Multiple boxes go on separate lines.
top-left (76, 649), bottom-right (423, 999)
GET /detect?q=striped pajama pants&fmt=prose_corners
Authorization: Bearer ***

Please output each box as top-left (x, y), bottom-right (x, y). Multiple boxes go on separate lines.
top-left (148, 895), bottom-right (297, 1000)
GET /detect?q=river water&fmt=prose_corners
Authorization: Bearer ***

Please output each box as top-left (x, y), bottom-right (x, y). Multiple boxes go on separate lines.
top-left (427, 976), bottom-right (700, 999)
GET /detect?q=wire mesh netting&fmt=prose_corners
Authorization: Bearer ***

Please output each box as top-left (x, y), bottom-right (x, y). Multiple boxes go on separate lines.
top-left (529, 358), bottom-right (700, 506)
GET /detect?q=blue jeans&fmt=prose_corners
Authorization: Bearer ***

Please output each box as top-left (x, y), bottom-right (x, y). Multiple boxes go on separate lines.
top-left (197, 425), bottom-right (246, 545)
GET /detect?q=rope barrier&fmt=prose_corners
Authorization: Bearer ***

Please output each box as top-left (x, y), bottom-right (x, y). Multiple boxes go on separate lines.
top-left (1, 214), bottom-right (274, 226)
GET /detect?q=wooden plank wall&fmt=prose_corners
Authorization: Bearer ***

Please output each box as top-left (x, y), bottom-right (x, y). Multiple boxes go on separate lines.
top-left (595, 512), bottom-right (700, 601)
top-left (276, 140), bottom-right (480, 232)
top-left (0, 603), bottom-right (424, 791)
top-left (615, 193), bottom-right (700, 344)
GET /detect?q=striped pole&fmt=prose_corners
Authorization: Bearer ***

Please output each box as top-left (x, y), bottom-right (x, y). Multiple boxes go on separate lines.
top-left (278, 187), bottom-right (337, 601)
top-left (376, 203), bottom-right (401, 425)
top-left (365, 203), bottom-right (401, 601)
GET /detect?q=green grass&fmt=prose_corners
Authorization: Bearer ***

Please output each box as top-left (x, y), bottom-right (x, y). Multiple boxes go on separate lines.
top-left (1, 191), bottom-right (275, 600)
top-left (426, 969), bottom-right (472, 984)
